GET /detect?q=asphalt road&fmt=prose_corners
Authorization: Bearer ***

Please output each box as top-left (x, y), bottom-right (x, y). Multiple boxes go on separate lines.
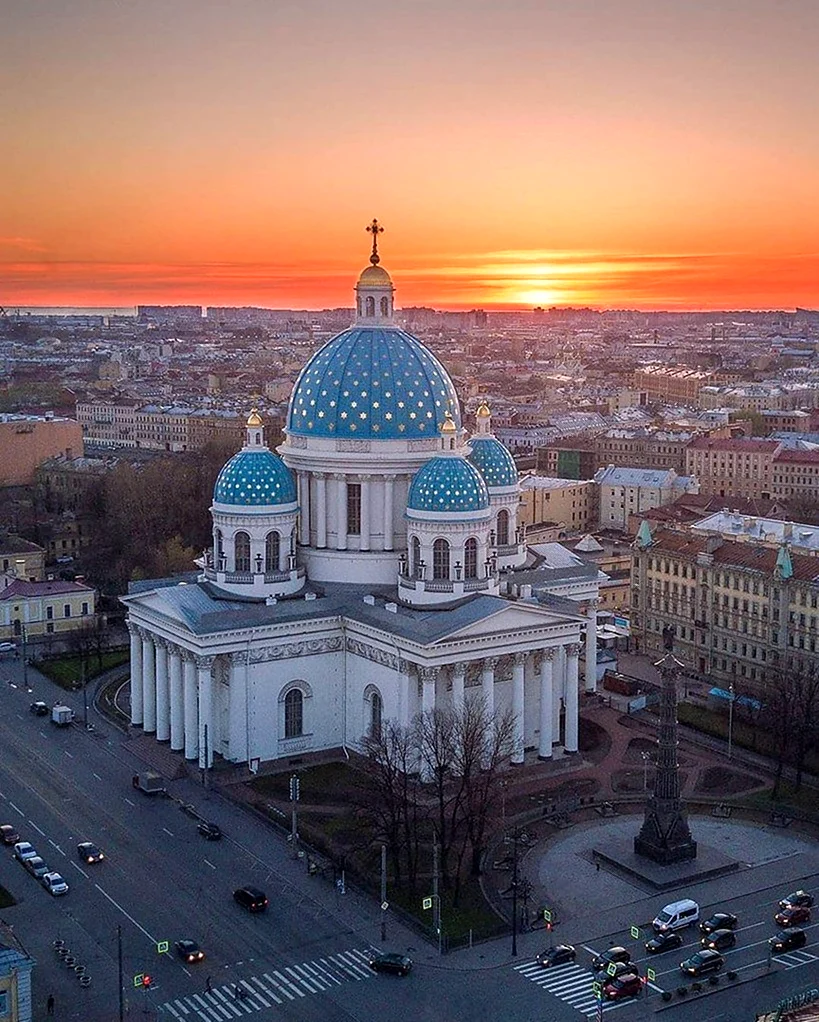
top-left (2, 655), bottom-right (819, 1022)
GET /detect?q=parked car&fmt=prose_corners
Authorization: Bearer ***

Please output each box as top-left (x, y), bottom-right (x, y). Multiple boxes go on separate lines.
top-left (536, 945), bottom-right (576, 968)
top-left (197, 821), bottom-right (222, 841)
top-left (29, 701), bottom-right (49, 716)
top-left (233, 887), bottom-right (268, 912)
top-left (603, 972), bottom-right (642, 1000)
top-left (680, 949), bottom-right (724, 976)
top-left (779, 890), bottom-right (814, 911)
top-left (700, 912), bottom-right (738, 935)
top-left (769, 928), bottom-right (807, 953)
top-left (42, 872), bottom-right (69, 896)
top-left (0, 642), bottom-right (17, 656)
top-left (645, 931), bottom-right (683, 955)
top-left (775, 906), bottom-right (811, 928)
top-left (175, 939), bottom-right (205, 963)
top-left (77, 842), bottom-right (104, 864)
top-left (13, 842), bottom-right (37, 863)
top-left (591, 946), bottom-right (631, 975)
top-left (0, 825), bottom-right (20, 845)
top-left (700, 929), bottom-right (736, 952)
top-left (24, 856), bottom-right (49, 880)
top-left (368, 952), bottom-right (412, 977)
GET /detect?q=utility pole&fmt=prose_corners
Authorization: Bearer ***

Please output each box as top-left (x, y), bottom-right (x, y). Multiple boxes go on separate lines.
top-left (511, 828), bottom-right (518, 957)
top-left (21, 626), bottom-right (29, 692)
top-left (118, 925), bottom-right (124, 1022)
top-left (203, 724), bottom-right (209, 791)
top-left (290, 774), bottom-right (300, 858)
top-left (82, 655), bottom-right (88, 729)
top-left (432, 834), bottom-right (442, 954)
top-left (380, 844), bottom-right (387, 943)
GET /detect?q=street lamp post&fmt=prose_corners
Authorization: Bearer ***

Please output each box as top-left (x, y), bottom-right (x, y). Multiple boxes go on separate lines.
top-left (728, 683), bottom-right (735, 760)
top-left (641, 751), bottom-right (651, 792)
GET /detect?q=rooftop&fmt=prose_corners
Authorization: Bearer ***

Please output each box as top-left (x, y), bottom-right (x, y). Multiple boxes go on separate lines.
top-left (692, 512), bottom-right (819, 554)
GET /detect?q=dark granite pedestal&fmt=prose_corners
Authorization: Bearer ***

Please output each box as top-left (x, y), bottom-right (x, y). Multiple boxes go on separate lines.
top-left (592, 837), bottom-right (741, 892)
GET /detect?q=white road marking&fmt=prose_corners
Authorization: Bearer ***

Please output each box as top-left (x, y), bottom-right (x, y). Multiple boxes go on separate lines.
top-left (264, 972), bottom-right (294, 1000)
top-left (8, 801), bottom-right (24, 817)
top-left (181, 966), bottom-right (191, 978)
top-left (162, 827), bottom-right (175, 837)
top-left (0, 790), bottom-right (5, 799)
top-left (204, 859), bottom-right (216, 870)
top-left (94, 883), bottom-right (157, 943)
top-left (71, 862), bottom-right (89, 879)
top-left (64, 750), bottom-right (73, 758)
top-left (48, 839), bottom-right (65, 856)
top-left (28, 820), bottom-right (45, 836)
top-left (39, 731), bottom-right (47, 738)
top-left (124, 797), bottom-right (135, 806)
top-left (93, 772), bottom-right (102, 781)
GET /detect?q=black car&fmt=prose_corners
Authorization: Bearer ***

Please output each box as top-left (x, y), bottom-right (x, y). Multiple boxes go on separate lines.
top-left (645, 930), bottom-right (683, 955)
top-left (591, 946), bottom-right (631, 974)
top-left (197, 821), bottom-right (222, 840)
top-left (175, 939), bottom-right (205, 963)
top-left (0, 825), bottom-right (19, 845)
top-left (368, 952), bottom-right (412, 977)
top-left (594, 961), bottom-right (638, 985)
top-left (700, 928), bottom-right (736, 952)
top-left (77, 842), bottom-right (104, 864)
top-left (680, 949), bottom-right (724, 976)
top-left (769, 928), bottom-right (807, 953)
top-left (233, 886), bottom-right (268, 912)
top-left (29, 701), bottom-right (49, 716)
top-left (536, 945), bottom-right (576, 968)
top-left (700, 912), bottom-right (738, 935)
top-left (779, 890), bottom-right (814, 911)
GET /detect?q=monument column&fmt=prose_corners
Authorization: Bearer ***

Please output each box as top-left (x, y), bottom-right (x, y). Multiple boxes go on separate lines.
top-left (511, 652), bottom-right (526, 765)
top-left (538, 649), bottom-right (555, 760)
top-left (564, 643), bottom-right (580, 753)
top-left (128, 624), bottom-right (143, 726)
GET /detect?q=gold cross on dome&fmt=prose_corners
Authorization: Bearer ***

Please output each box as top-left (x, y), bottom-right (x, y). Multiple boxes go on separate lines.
top-left (366, 218), bottom-right (384, 264)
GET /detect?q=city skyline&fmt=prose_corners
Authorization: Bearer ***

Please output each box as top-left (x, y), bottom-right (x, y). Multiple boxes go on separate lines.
top-left (4, 0), bottom-right (819, 311)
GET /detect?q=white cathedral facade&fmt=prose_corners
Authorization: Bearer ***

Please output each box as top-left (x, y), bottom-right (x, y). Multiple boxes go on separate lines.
top-left (122, 230), bottom-right (596, 771)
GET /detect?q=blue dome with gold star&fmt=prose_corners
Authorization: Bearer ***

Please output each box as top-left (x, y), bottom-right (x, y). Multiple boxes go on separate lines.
top-left (469, 435), bottom-right (518, 488)
top-left (213, 449), bottom-right (297, 507)
top-left (286, 327), bottom-right (460, 440)
top-left (407, 455), bottom-right (490, 514)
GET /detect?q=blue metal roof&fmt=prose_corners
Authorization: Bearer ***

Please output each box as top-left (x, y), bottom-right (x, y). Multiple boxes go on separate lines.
top-left (213, 449), bottom-right (297, 506)
top-left (287, 326), bottom-right (460, 439)
top-left (468, 435), bottom-right (518, 488)
top-left (407, 456), bottom-right (489, 513)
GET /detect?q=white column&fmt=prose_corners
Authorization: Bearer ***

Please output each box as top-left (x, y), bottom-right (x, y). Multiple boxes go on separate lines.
top-left (197, 656), bottom-right (215, 769)
top-left (316, 474), bottom-right (327, 548)
top-left (565, 643), bottom-right (580, 753)
top-left (129, 625), bottom-right (143, 725)
top-left (481, 657), bottom-right (497, 717)
top-left (298, 472), bottom-right (310, 545)
top-left (141, 635), bottom-right (156, 733)
top-left (452, 663), bottom-right (466, 713)
top-left (228, 652), bottom-right (248, 764)
top-left (397, 659), bottom-right (411, 728)
top-left (421, 666), bottom-right (437, 716)
top-left (383, 475), bottom-right (395, 551)
top-left (360, 476), bottom-right (371, 551)
top-left (538, 649), bottom-right (555, 759)
top-left (335, 475), bottom-right (347, 550)
top-left (183, 655), bottom-right (198, 760)
top-left (155, 640), bottom-right (170, 742)
top-left (554, 645), bottom-right (565, 743)
top-left (169, 647), bottom-right (184, 751)
top-left (511, 652), bottom-right (526, 765)
top-left (585, 599), bottom-right (599, 693)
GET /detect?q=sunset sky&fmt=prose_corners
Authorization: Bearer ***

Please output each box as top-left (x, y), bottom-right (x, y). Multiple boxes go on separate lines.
top-left (4, 0), bottom-right (819, 310)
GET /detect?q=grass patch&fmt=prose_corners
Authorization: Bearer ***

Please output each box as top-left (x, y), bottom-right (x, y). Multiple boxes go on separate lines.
top-left (390, 873), bottom-right (505, 942)
top-left (31, 649), bottom-right (129, 690)
top-left (0, 885), bottom-right (16, 909)
top-left (740, 782), bottom-right (819, 817)
top-left (249, 762), bottom-right (361, 805)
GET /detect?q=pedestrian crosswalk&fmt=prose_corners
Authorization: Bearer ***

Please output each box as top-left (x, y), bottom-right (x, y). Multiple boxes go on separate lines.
top-left (159, 947), bottom-right (375, 1020)
top-left (513, 959), bottom-right (621, 1017)
top-left (775, 948), bottom-right (819, 969)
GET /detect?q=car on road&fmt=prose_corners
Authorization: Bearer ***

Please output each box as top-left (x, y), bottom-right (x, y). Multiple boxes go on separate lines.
top-left (603, 972), bottom-right (642, 1000)
top-left (368, 952), bottom-right (412, 977)
top-left (645, 930), bottom-right (683, 955)
top-left (42, 872), bottom-right (69, 896)
top-left (77, 842), bottom-right (104, 864)
top-left (0, 642), bottom-right (16, 656)
top-left (769, 928), bottom-right (807, 953)
top-left (536, 945), bottom-right (576, 968)
top-left (700, 912), bottom-right (738, 935)
top-left (29, 701), bottom-right (49, 716)
top-left (779, 890), bottom-right (814, 911)
top-left (197, 821), bottom-right (222, 841)
top-left (700, 928), bottom-right (736, 952)
top-left (775, 905), bottom-right (811, 928)
top-left (13, 842), bottom-right (37, 863)
top-left (175, 939), bottom-right (205, 963)
top-left (24, 856), bottom-right (49, 880)
top-left (233, 886), bottom-right (268, 912)
top-left (680, 949), bottom-right (724, 976)
top-left (0, 825), bottom-right (19, 845)
top-left (591, 946), bottom-right (631, 975)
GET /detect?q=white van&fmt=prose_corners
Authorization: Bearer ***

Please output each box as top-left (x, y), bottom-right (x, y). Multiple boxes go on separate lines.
top-left (652, 899), bottom-right (699, 932)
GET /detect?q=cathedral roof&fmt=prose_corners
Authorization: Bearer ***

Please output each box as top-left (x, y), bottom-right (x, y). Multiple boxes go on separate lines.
top-left (286, 326), bottom-right (460, 440)
top-left (407, 455), bottom-right (489, 514)
top-left (213, 449), bottom-right (297, 507)
top-left (468, 435), bottom-right (518, 488)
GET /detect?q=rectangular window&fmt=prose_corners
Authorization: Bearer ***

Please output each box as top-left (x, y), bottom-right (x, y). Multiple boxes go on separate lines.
top-left (347, 482), bottom-right (361, 536)
top-left (64, 604), bottom-right (71, 618)
top-left (47, 606), bottom-right (54, 620)
top-left (82, 602), bottom-right (89, 615)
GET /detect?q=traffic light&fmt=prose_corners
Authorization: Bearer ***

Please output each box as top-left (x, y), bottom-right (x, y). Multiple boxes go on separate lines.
top-left (142, 975), bottom-right (152, 988)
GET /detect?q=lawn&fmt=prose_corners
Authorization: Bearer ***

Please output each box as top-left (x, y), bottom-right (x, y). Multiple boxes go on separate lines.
top-left (32, 649), bottom-right (129, 690)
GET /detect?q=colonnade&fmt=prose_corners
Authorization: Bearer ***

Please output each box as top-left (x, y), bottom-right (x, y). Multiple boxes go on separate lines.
top-left (297, 471), bottom-right (398, 551)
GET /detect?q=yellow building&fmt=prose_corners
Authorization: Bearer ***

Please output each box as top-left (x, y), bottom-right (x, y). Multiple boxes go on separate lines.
top-left (0, 578), bottom-right (96, 640)
top-left (519, 476), bottom-right (594, 535)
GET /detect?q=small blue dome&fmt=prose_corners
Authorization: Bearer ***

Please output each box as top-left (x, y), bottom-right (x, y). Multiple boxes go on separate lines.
top-left (407, 456), bottom-right (489, 513)
top-left (469, 435), bottom-right (518, 488)
top-left (287, 327), bottom-right (460, 440)
top-left (213, 449), bottom-right (297, 506)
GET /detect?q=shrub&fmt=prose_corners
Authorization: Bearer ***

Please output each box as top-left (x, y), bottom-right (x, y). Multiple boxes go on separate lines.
top-left (709, 975), bottom-right (719, 986)
top-left (692, 981), bottom-right (702, 992)
top-left (677, 986), bottom-right (688, 997)
top-left (727, 970), bottom-right (737, 980)
top-left (661, 991), bottom-right (672, 1002)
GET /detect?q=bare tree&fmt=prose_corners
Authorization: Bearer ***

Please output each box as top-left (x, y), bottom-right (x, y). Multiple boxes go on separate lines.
top-left (417, 707), bottom-right (465, 889)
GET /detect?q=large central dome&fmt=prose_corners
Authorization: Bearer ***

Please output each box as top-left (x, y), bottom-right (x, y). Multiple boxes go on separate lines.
top-left (286, 326), bottom-right (461, 440)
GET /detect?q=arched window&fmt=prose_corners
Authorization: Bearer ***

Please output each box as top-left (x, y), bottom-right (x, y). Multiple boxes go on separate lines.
top-left (234, 531), bottom-right (251, 572)
top-left (284, 689), bottom-right (303, 738)
top-left (433, 538), bottom-right (450, 580)
top-left (366, 295), bottom-right (375, 317)
top-left (370, 691), bottom-right (382, 740)
top-left (464, 538), bottom-right (478, 579)
top-left (380, 296), bottom-right (389, 316)
top-left (411, 536), bottom-right (422, 578)
top-left (265, 531), bottom-right (280, 573)
top-left (496, 509), bottom-right (509, 546)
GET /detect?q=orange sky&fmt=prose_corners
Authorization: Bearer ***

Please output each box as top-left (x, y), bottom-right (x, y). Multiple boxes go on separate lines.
top-left (4, 1), bottom-right (819, 310)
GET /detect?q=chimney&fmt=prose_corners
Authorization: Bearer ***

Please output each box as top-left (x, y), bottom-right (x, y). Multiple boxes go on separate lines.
top-left (384, 602), bottom-right (398, 613)
top-left (363, 594), bottom-right (376, 605)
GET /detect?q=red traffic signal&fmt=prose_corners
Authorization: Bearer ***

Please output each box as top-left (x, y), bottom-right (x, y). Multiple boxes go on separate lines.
top-left (142, 975), bottom-right (152, 987)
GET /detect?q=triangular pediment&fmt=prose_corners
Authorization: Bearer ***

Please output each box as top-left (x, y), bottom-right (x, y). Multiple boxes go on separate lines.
top-left (434, 600), bottom-right (581, 644)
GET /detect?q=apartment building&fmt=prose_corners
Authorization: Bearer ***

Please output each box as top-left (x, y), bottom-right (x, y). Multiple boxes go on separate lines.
top-left (76, 401), bottom-right (254, 451)
top-left (631, 523), bottom-right (819, 686)
top-left (633, 366), bottom-right (717, 404)
top-left (685, 437), bottom-right (782, 500)
top-left (0, 578), bottom-right (97, 640)
top-left (595, 466), bottom-right (699, 531)
top-left (518, 476), bottom-right (595, 534)
top-left (772, 449), bottom-right (819, 504)
top-left (0, 414), bottom-right (84, 486)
